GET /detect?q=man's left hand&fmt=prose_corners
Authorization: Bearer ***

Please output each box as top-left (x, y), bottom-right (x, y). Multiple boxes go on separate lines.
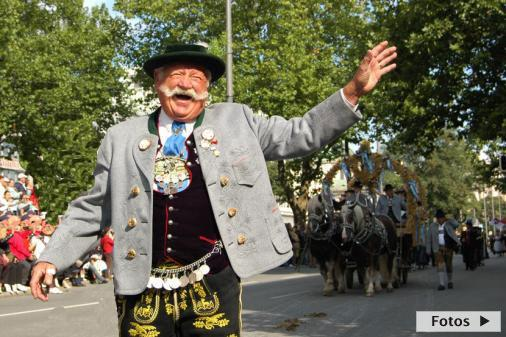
top-left (343, 41), bottom-right (397, 105)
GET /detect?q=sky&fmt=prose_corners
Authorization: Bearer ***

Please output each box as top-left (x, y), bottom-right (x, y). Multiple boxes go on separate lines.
top-left (83, 0), bottom-right (115, 12)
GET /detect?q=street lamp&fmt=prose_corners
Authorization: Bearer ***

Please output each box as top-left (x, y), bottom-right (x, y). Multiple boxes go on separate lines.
top-left (226, 0), bottom-right (233, 103)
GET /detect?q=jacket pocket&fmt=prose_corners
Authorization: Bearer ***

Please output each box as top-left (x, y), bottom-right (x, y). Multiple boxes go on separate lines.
top-left (232, 156), bottom-right (261, 186)
top-left (265, 217), bottom-right (292, 254)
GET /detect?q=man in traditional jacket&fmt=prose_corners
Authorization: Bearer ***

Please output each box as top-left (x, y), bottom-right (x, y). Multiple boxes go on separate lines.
top-left (426, 209), bottom-right (460, 291)
top-left (376, 184), bottom-right (406, 224)
top-left (31, 41), bottom-right (397, 336)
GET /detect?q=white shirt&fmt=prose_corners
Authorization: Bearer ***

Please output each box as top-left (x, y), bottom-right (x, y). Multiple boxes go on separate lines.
top-left (158, 109), bottom-right (195, 148)
top-left (438, 224), bottom-right (445, 246)
top-left (83, 259), bottom-right (108, 273)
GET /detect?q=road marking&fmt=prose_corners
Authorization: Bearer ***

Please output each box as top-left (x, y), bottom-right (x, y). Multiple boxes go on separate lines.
top-left (63, 301), bottom-right (100, 309)
top-left (0, 307), bottom-right (55, 317)
top-left (242, 273), bottom-right (317, 286)
top-left (270, 290), bottom-right (312, 299)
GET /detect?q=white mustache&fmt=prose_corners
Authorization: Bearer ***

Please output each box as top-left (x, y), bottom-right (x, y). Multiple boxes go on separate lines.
top-left (159, 85), bottom-right (209, 101)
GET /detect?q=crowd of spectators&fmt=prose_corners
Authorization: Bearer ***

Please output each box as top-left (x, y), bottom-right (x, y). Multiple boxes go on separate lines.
top-left (0, 173), bottom-right (114, 296)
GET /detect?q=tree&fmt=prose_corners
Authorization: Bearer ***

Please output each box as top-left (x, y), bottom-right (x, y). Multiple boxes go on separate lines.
top-left (392, 130), bottom-right (481, 219)
top-left (367, 0), bottom-right (504, 146)
top-left (364, 0), bottom-right (505, 191)
top-left (0, 0), bottom-right (132, 223)
top-left (115, 0), bottom-right (372, 229)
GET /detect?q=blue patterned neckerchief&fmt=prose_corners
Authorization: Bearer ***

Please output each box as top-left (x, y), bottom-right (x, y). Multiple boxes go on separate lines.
top-left (162, 120), bottom-right (186, 156)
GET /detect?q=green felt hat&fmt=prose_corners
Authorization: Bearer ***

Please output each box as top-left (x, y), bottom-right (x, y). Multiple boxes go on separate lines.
top-left (143, 43), bottom-right (225, 83)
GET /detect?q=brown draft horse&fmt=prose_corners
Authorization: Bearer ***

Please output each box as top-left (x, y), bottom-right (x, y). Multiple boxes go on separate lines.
top-left (306, 193), bottom-right (346, 296)
top-left (341, 193), bottom-right (397, 296)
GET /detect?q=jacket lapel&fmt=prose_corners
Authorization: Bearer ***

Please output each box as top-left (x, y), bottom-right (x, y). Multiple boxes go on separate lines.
top-left (132, 111), bottom-right (159, 186)
top-left (194, 109), bottom-right (218, 187)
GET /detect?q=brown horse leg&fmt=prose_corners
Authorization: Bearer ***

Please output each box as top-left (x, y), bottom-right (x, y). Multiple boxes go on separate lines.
top-left (323, 260), bottom-right (335, 296)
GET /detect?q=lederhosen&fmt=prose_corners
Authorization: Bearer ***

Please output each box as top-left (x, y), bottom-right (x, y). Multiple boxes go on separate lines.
top-left (116, 113), bottom-right (242, 337)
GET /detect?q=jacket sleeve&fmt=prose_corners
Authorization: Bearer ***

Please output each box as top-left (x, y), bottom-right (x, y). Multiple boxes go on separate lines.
top-left (38, 131), bottom-right (113, 271)
top-left (242, 91), bottom-right (362, 161)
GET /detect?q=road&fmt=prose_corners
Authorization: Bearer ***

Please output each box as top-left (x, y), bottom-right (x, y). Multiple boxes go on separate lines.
top-left (0, 255), bottom-right (504, 337)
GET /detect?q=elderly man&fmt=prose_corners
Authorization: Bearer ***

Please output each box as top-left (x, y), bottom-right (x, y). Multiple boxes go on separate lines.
top-left (31, 42), bottom-right (397, 336)
top-left (426, 209), bottom-right (460, 291)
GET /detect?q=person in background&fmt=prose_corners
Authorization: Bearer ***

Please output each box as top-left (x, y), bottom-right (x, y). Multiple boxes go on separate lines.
top-left (83, 254), bottom-right (108, 284)
top-left (15, 173), bottom-right (28, 195)
top-left (100, 227), bottom-right (114, 280)
top-left (5, 216), bottom-right (33, 293)
top-left (426, 209), bottom-right (460, 291)
top-left (460, 219), bottom-right (479, 271)
top-left (7, 180), bottom-right (20, 202)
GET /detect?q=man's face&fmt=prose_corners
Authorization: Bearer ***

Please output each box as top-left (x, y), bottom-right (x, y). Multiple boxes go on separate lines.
top-left (386, 189), bottom-right (394, 198)
top-left (155, 63), bottom-right (209, 122)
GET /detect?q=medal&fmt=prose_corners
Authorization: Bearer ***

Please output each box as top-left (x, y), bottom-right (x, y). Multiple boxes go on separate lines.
top-left (202, 128), bottom-right (215, 140)
top-left (200, 139), bottom-right (210, 149)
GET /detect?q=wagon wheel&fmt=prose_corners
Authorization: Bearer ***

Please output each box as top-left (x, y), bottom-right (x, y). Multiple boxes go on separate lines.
top-left (346, 268), bottom-right (354, 289)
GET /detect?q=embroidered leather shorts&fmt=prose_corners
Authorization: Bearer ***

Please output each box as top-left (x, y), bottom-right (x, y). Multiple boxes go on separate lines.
top-left (115, 266), bottom-right (241, 337)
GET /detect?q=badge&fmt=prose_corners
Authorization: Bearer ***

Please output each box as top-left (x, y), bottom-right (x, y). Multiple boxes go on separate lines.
top-left (200, 139), bottom-right (210, 149)
top-left (154, 156), bottom-right (191, 194)
top-left (138, 139), bottom-right (151, 151)
top-left (202, 128), bottom-right (215, 140)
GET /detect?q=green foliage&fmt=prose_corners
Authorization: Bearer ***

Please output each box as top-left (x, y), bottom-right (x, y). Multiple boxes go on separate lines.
top-left (392, 130), bottom-right (481, 218)
top-left (115, 0), bottom-right (372, 228)
top-left (367, 0), bottom-right (505, 149)
top-left (0, 0), bottom-right (132, 223)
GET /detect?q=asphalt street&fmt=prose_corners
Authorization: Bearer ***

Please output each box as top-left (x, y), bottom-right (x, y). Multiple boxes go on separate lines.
top-left (0, 255), bottom-right (504, 337)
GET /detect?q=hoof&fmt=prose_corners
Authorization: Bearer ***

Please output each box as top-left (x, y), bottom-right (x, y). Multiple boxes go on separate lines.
top-left (337, 287), bottom-right (346, 294)
top-left (323, 290), bottom-right (333, 297)
top-left (365, 292), bottom-right (374, 297)
top-left (386, 287), bottom-right (394, 293)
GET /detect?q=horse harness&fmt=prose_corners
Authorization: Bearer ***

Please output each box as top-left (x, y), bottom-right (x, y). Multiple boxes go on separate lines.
top-left (343, 194), bottom-right (390, 256)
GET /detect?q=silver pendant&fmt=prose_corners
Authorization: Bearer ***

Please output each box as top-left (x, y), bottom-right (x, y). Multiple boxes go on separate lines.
top-left (179, 274), bottom-right (189, 287)
top-left (152, 277), bottom-right (164, 289)
top-left (194, 269), bottom-right (204, 282)
top-left (199, 264), bottom-right (210, 275)
top-left (169, 277), bottom-right (181, 289)
top-left (147, 276), bottom-right (155, 289)
top-left (188, 272), bottom-right (197, 285)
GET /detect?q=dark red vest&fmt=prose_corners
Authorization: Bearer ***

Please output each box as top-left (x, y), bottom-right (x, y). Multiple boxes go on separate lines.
top-left (152, 133), bottom-right (230, 273)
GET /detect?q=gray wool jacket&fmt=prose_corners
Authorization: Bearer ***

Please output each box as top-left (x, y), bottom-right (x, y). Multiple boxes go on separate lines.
top-left (39, 91), bottom-right (361, 295)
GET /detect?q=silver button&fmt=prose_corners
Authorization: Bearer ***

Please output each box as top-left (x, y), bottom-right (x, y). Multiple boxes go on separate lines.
top-left (168, 220), bottom-right (174, 225)
top-left (168, 206), bottom-right (174, 211)
top-left (167, 234), bottom-right (172, 239)
top-left (187, 162), bottom-right (192, 167)
top-left (166, 247), bottom-right (172, 253)
top-left (186, 140), bottom-right (192, 146)
top-left (169, 194), bottom-right (174, 200)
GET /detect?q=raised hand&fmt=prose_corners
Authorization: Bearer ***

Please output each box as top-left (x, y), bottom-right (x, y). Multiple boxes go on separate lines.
top-left (343, 41), bottom-right (397, 105)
